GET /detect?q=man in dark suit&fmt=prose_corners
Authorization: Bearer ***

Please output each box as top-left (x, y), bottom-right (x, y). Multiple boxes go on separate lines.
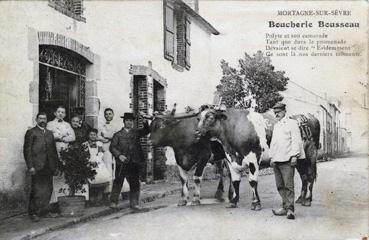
top-left (109, 112), bottom-right (150, 210)
top-left (23, 112), bottom-right (59, 222)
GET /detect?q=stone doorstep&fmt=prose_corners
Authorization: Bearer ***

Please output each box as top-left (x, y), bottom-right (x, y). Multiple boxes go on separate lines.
top-left (11, 187), bottom-right (190, 240)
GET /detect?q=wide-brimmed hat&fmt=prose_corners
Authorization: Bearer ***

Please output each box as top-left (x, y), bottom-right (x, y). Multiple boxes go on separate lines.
top-left (272, 102), bottom-right (286, 111)
top-left (120, 112), bottom-right (135, 120)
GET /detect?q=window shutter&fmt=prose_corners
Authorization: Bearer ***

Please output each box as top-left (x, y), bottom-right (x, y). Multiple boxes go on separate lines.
top-left (164, 3), bottom-right (175, 61)
top-left (176, 11), bottom-right (186, 68)
top-left (185, 16), bottom-right (191, 69)
top-left (73, 0), bottom-right (83, 16)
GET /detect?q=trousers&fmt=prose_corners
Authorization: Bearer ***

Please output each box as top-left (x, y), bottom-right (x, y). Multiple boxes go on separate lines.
top-left (28, 168), bottom-right (53, 216)
top-left (110, 162), bottom-right (140, 207)
top-left (273, 160), bottom-right (295, 211)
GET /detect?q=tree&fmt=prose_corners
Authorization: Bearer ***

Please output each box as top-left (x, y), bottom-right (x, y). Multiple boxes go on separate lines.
top-left (216, 51), bottom-right (289, 113)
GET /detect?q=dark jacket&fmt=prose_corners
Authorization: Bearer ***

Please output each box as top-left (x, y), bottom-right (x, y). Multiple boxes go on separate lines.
top-left (23, 126), bottom-right (59, 172)
top-left (110, 121), bottom-right (150, 165)
top-left (70, 127), bottom-right (88, 149)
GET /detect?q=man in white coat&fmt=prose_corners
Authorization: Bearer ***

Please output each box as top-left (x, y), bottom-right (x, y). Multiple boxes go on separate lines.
top-left (270, 103), bottom-right (304, 220)
top-left (47, 106), bottom-right (76, 203)
top-left (47, 106), bottom-right (75, 154)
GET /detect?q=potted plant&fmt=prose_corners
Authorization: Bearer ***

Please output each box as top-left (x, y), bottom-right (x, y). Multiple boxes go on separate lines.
top-left (58, 145), bottom-right (96, 217)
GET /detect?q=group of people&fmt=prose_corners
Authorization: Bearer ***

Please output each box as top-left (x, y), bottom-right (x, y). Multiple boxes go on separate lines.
top-left (23, 106), bottom-right (149, 222)
top-left (24, 102), bottom-right (304, 222)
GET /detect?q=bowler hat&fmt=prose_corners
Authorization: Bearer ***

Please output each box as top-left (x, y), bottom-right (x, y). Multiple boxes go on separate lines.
top-left (272, 102), bottom-right (286, 111)
top-left (120, 112), bottom-right (135, 120)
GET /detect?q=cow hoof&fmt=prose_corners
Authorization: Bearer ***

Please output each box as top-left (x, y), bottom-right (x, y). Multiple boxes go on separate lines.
top-left (226, 202), bottom-right (238, 208)
top-left (295, 196), bottom-right (304, 204)
top-left (302, 200), bottom-right (311, 207)
top-left (254, 204), bottom-right (262, 211)
top-left (177, 200), bottom-right (188, 206)
top-left (251, 202), bottom-right (262, 211)
top-left (191, 200), bottom-right (201, 206)
top-left (214, 191), bottom-right (224, 201)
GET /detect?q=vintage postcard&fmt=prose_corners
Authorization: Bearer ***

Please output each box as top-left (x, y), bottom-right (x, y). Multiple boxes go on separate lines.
top-left (0, 0), bottom-right (368, 240)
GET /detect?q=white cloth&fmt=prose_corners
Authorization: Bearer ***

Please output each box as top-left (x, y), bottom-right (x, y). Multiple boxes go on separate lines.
top-left (46, 118), bottom-right (75, 154)
top-left (47, 118), bottom-right (81, 202)
top-left (98, 122), bottom-right (119, 191)
top-left (86, 141), bottom-right (111, 186)
top-left (270, 116), bottom-right (305, 163)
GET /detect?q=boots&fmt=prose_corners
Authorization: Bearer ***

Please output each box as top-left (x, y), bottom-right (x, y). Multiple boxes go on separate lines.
top-left (129, 190), bottom-right (142, 210)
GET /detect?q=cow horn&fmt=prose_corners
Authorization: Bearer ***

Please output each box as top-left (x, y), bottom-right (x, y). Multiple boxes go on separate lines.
top-left (171, 109), bottom-right (201, 119)
top-left (170, 103), bottom-right (177, 116)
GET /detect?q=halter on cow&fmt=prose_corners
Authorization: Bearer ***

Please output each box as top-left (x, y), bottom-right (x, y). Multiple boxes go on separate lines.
top-left (149, 104), bottom-right (233, 206)
top-left (197, 106), bottom-right (321, 209)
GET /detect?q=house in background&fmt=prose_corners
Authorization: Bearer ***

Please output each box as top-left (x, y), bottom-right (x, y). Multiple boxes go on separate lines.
top-left (281, 80), bottom-right (347, 158)
top-left (0, 0), bottom-right (219, 212)
top-left (332, 82), bottom-right (369, 154)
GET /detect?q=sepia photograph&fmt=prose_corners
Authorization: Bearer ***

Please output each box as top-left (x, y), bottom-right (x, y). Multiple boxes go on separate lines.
top-left (0, 0), bottom-right (368, 239)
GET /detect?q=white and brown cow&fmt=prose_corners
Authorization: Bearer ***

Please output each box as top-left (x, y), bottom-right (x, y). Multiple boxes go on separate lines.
top-left (197, 108), bottom-right (266, 210)
top-left (197, 107), bottom-right (320, 209)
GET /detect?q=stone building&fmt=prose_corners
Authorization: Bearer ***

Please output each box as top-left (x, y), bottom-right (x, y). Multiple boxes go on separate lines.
top-left (0, 0), bottom-right (219, 211)
top-left (332, 82), bottom-right (369, 154)
top-left (282, 80), bottom-right (345, 158)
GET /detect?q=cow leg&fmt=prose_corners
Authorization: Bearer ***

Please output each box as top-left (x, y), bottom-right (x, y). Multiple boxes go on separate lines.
top-left (296, 162), bottom-right (308, 204)
top-left (191, 175), bottom-right (202, 206)
top-left (224, 154), bottom-right (240, 208)
top-left (246, 152), bottom-right (261, 211)
top-left (177, 166), bottom-right (189, 206)
top-left (302, 143), bottom-right (318, 207)
top-left (214, 159), bottom-right (225, 201)
top-left (191, 157), bottom-right (209, 206)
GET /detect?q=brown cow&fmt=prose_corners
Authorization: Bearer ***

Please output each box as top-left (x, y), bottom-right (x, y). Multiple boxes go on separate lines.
top-left (149, 108), bottom-right (233, 206)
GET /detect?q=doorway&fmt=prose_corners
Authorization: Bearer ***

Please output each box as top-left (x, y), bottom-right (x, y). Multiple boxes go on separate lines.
top-left (38, 45), bottom-right (87, 121)
top-left (130, 66), bottom-right (167, 182)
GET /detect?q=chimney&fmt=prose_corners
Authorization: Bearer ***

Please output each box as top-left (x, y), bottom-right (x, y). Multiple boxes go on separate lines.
top-left (182, 0), bottom-right (199, 13)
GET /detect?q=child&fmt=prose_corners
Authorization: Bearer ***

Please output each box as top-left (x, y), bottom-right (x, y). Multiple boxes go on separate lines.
top-left (81, 129), bottom-right (110, 203)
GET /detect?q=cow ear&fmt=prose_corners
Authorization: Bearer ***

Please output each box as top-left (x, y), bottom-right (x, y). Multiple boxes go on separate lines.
top-left (216, 112), bottom-right (227, 121)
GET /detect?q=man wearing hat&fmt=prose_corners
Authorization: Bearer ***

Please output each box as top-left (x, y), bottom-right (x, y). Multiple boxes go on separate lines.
top-left (109, 112), bottom-right (150, 210)
top-left (269, 102), bottom-right (304, 220)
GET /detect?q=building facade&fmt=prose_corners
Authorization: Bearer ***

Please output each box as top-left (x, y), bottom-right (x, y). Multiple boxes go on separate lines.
top-left (282, 81), bottom-right (346, 158)
top-left (0, 0), bottom-right (219, 211)
top-left (333, 86), bottom-right (369, 154)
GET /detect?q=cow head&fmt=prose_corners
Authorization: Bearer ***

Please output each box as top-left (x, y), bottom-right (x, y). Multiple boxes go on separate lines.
top-left (197, 106), bottom-right (227, 137)
top-left (149, 104), bottom-right (201, 147)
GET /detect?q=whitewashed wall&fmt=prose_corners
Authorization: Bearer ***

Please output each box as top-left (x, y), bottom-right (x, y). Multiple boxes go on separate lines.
top-left (0, 1), bottom-right (218, 200)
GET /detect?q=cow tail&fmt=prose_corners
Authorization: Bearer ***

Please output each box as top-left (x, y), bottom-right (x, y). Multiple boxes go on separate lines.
top-left (314, 120), bottom-right (321, 150)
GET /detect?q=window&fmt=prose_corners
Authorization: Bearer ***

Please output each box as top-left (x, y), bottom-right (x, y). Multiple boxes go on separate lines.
top-left (164, 1), bottom-right (191, 71)
top-left (164, 3), bottom-right (175, 61)
top-left (48, 0), bottom-right (86, 22)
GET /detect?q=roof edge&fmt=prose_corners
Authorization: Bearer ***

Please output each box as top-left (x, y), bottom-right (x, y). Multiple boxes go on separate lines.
top-left (173, 0), bottom-right (220, 35)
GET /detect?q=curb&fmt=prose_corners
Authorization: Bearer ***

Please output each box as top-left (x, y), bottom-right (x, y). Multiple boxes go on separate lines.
top-left (17, 187), bottom-right (186, 240)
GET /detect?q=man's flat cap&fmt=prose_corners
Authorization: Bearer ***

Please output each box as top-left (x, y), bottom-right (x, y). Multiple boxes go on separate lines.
top-left (272, 102), bottom-right (286, 110)
top-left (120, 112), bottom-right (135, 120)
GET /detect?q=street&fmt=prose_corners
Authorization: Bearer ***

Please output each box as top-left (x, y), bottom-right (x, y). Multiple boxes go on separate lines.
top-left (36, 156), bottom-right (368, 240)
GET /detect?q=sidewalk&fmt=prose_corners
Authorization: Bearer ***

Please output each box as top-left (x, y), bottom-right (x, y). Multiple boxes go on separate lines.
top-left (0, 167), bottom-right (274, 240)
top-left (0, 181), bottom-right (186, 240)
